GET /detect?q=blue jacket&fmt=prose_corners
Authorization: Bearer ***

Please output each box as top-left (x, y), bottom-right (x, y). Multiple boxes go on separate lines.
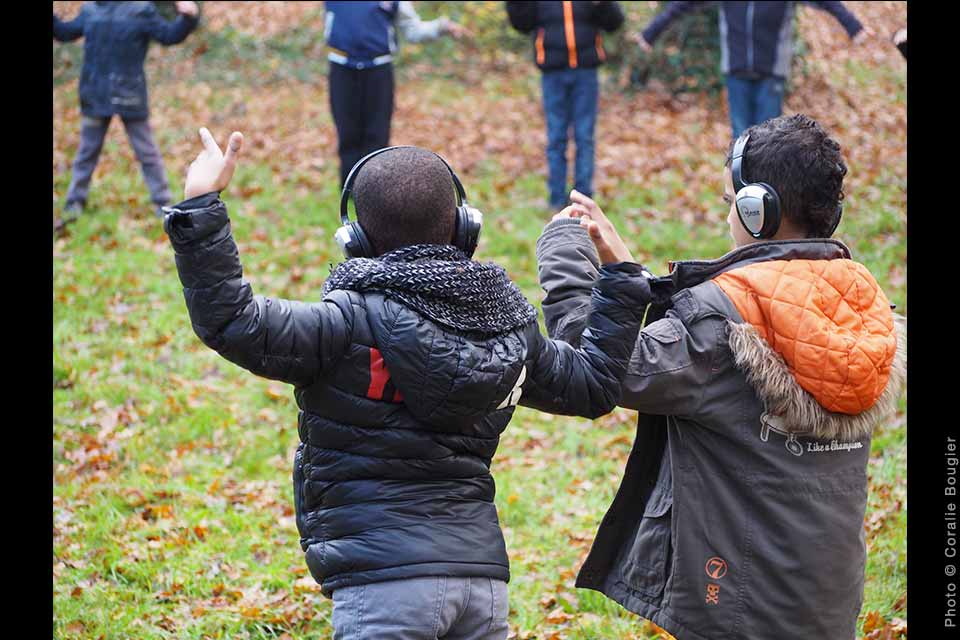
top-left (642, 1), bottom-right (862, 79)
top-left (53, 1), bottom-right (199, 119)
top-left (323, 1), bottom-right (449, 69)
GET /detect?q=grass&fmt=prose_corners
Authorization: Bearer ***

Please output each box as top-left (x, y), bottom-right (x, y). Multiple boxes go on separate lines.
top-left (53, 4), bottom-right (905, 638)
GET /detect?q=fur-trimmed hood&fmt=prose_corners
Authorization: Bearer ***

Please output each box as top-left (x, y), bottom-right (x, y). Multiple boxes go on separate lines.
top-left (728, 315), bottom-right (905, 440)
top-left (714, 259), bottom-right (905, 440)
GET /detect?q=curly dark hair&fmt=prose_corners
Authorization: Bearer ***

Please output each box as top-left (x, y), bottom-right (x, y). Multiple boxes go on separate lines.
top-left (354, 147), bottom-right (457, 256)
top-left (726, 114), bottom-right (847, 238)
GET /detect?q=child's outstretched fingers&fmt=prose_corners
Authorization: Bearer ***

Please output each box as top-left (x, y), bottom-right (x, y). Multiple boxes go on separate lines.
top-left (219, 131), bottom-right (244, 187)
top-left (569, 189), bottom-right (598, 213)
top-left (199, 127), bottom-right (220, 155)
top-left (585, 220), bottom-right (614, 265)
top-left (183, 128), bottom-right (245, 199)
top-left (583, 217), bottom-right (635, 265)
top-left (552, 204), bottom-right (590, 221)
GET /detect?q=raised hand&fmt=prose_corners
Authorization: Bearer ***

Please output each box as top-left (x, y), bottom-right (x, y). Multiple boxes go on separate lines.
top-left (555, 190), bottom-right (635, 265)
top-left (175, 1), bottom-right (199, 18)
top-left (631, 32), bottom-right (653, 53)
top-left (852, 25), bottom-right (874, 45)
top-left (445, 21), bottom-right (472, 40)
top-left (184, 128), bottom-right (244, 200)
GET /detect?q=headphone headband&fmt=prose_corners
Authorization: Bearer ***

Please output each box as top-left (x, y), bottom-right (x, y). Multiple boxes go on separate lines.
top-left (336, 146), bottom-right (482, 259)
top-left (339, 146), bottom-right (467, 224)
top-left (730, 134), bottom-right (749, 191)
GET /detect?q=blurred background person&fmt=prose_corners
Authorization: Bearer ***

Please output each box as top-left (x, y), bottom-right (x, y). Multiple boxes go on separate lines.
top-left (53, 1), bottom-right (200, 227)
top-left (506, 1), bottom-right (625, 211)
top-left (637, 1), bottom-right (870, 137)
top-left (324, 1), bottom-right (469, 186)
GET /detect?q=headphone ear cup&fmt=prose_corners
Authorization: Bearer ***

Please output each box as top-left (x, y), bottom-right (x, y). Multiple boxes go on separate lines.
top-left (736, 183), bottom-right (781, 239)
top-left (756, 182), bottom-right (781, 239)
top-left (334, 222), bottom-right (375, 259)
top-left (735, 186), bottom-right (766, 238)
top-left (454, 206), bottom-right (483, 258)
top-left (351, 222), bottom-right (375, 258)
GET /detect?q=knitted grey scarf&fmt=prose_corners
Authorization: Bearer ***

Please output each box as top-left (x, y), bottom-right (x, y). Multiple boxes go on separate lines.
top-left (322, 244), bottom-right (538, 337)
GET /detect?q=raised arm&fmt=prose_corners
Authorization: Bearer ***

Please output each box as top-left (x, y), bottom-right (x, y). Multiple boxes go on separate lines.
top-left (396, 0), bottom-right (468, 43)
top-left (143, 1), bottom-right (200, 46)
top-left (536, 190), bottom-right (646, 343)
top-left (536, 194), bottom-right (716, 417)
top-left (520, 260), bottom-right (650, 419)
top-left (806, 1), bottom-right (864, 39)
top-left (53, 7), bottom-right (86, 42)
top-left (640, 1), bottom-right (705, 46)
top-left (163, 129), bottom-right (351, 387)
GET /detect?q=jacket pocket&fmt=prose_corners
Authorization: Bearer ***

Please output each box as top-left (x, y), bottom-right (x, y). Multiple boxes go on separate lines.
top-left (621, 490), bottom-right (673, 598)
top-left (109, 72), bottom-right (145, 108)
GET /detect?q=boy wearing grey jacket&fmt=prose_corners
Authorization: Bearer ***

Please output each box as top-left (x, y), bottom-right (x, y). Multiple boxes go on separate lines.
top-left (537, 114), bottom-right (905, 639)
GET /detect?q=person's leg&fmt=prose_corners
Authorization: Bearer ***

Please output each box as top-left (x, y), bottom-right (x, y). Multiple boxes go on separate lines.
top-left (330, 62), bottom-right (366, 186)
top-left (441, 578), bottom-right (509, 640)
top-left (571, 67), bottom-right (599, 198)
top-left (361, 63), bottom-right (395, 158)
top-left (724, 74), bottom-right (752, 139)
top-left (542, 69), bottom-right (572, 209)
top-left (331, 576), bottom-right (455, 640)
top-left (122, 116), bottom-right (172, 212)
top-left (753, 75), bottom-right (785, 127)
top-left (65, 115), bottom-right (111, 208)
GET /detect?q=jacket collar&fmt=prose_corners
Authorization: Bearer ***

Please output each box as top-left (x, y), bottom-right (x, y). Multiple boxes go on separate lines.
top-left (664, 239), bottom-right (851, 291)
top-left (644, 238), bottom-right (851, 319)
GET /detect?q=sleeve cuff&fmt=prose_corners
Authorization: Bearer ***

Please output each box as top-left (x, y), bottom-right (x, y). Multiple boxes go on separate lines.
top-left (163, 192), bottom-right (228, 249)
top-left (536, 216), bottom-right (596, 261)
top-left (168, 191), bottom-right (220, 211)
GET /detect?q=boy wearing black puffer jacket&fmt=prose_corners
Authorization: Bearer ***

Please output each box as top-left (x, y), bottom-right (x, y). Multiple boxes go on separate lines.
top-left (163, 129), bottom-right (653, 639)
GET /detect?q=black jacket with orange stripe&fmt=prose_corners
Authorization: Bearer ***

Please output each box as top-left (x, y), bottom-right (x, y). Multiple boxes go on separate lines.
top-left (164, 192), bottom-right (651, 596)
top-left (507, 1), bottom-right (624, 71)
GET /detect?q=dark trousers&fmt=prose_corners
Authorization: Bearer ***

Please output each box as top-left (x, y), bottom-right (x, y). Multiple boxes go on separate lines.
top-left (329, 62), bottom-right (395, 186)
top-left (66, 115), bottom-right (171, 206)
top-left (725, 74), bottom-right (785, 138)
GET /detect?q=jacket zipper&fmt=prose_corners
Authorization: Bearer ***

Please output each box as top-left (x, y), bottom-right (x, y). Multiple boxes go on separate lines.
top-left (746, 1), bottom-right (754, 73)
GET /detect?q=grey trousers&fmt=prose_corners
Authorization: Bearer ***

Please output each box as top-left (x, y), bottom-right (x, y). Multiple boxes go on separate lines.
top-left (331, 576), bottom-right (509, 640)
top-left (66, 115), bottom-right (171, 206)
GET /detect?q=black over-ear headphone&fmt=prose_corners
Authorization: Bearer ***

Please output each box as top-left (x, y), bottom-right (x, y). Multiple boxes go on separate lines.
top-left (335, 146), bottom-right (483, 259)
top-left (731, 134), bottom-right (843, 239)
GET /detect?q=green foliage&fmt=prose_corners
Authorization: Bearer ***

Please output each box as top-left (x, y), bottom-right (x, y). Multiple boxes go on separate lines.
top-left (618, 3), bottom-right (725, 95)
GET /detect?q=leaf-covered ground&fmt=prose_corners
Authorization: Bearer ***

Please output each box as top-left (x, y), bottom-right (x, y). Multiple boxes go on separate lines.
top-left (53, 2), bottom-right (906, 638)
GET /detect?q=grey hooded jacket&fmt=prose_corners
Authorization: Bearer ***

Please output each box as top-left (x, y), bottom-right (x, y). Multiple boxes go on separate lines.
top-left (536, 218), bottom-right (905, 640)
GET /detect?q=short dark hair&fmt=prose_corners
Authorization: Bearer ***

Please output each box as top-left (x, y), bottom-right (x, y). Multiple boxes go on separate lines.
top-left (726, 114), bottom-right (847, 238)
top-left (353, 147), bottom-right (457, 256)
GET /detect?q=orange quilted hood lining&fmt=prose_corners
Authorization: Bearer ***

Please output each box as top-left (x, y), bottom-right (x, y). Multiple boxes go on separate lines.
top-left (714, 259), bottom-right (896, 415)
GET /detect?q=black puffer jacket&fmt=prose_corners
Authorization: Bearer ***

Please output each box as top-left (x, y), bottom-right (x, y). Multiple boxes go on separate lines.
top-left (506, 1), bottom-right (624, 71)
top-left (165, 193), bottom-right (650, 595)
